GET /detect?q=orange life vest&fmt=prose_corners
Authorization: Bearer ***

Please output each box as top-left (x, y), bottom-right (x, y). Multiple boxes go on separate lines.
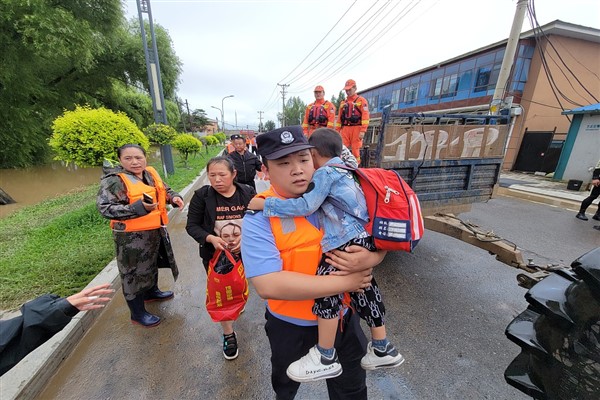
top-left (257, 188), bottom-right (323, 321)
top-left (341, 95), bottom-right (367, 126)
top-left (307, 103), bottom-right (329, 126)
top-left (110, 166), bottom-right (169, 232)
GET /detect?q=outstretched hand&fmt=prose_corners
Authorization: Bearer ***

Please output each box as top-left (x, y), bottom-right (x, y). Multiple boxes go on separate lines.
top-left (66, 283), bottom-right (114, 311)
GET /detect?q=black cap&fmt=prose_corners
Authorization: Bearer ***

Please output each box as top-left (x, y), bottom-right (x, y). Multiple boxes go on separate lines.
top-left (230, 134), bottom-right (243, 140)
top-left (257, 126), bottom-right (314, 160)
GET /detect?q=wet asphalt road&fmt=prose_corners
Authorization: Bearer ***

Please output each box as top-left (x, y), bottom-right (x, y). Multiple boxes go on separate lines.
top-left (36, 193), bottom-right (598, 400)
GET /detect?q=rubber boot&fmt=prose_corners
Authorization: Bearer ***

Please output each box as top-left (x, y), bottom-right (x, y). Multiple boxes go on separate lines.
top-left (144, 285), bottom-right (174, 302)
top-left (126, 296), bottom-right (161, 327)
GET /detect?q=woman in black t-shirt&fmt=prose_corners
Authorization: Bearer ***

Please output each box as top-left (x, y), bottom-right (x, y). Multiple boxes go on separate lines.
top-left (185, 156), bottom-right (256, 360)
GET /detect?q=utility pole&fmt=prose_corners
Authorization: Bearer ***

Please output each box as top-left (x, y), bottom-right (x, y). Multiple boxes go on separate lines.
top-left (257, 110), bottom-right (264, 132)
top-left (490, 0), bottom-right (528, 115)
top-left (136, 0), bottom-right (174, 175)
top-left (278, 83), bottom-right (289, 127)
top-left (175, 98), bottom-right (187, 132)
top-left (185, 99), bottom-right (192, 131)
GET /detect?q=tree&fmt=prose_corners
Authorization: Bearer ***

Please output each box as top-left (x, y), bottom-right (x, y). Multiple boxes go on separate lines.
top-left (172, 134), bottom-right (202, 167)
top-left (0, 3), bottom-right (182, 168)
top-left (264, 120), bottom-right (276, 131)
top-left (178, 108), bottom-right (210, 132)
top-left (144, 123), bottom-right (178, 145)
top-left (331, 91), bottom-right (346, 112)
top-left (124, 19), bottom-right (182, 100)
top-left (49, 106), bottom-right (149, 167)
top-left (277, 96), bottom-right (306, 126)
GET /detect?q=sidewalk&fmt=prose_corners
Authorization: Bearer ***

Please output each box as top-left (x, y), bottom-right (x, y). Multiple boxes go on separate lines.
top-left (498, 170), bottom-right (598, 212)
top-left (0, 169), bottom-right (209, 400)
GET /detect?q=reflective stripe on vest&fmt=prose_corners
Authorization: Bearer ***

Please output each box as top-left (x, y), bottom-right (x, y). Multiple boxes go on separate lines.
top-left (110, 166), bottom-right (169, 232)
top-left (257, 188), bottom-right (323, 321)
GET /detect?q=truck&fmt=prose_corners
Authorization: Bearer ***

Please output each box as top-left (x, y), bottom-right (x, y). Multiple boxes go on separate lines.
top-left (360, 108), bottom-right (527, 270)
top-left (359, 108), bottom-right (600, 400)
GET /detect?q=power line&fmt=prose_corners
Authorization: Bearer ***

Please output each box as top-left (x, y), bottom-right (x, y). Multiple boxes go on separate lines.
top-left (277, 0), bottom-right (358, 84)
top-left (298, 0), bottom-right (422, 92)
top-left (289, 0), bottom-right (400, 91)
top-left (285, 1), bottom-right (389, 86)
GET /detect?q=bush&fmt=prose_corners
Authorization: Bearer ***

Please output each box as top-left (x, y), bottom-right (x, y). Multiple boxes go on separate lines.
top-left (213, 132), bottom-right (226, 143)
top-left (144, 123), bottom-right (178, 145)
top-left (49, 105), bottom-right (149, 166)
top-left (205, 135), bottom-right (219, 145)
top-left (172, 134), bottom-right (203, 165)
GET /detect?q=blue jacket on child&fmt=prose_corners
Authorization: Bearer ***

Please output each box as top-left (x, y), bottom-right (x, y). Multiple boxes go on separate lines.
top-left (263, 156), bottom-right (369, 252)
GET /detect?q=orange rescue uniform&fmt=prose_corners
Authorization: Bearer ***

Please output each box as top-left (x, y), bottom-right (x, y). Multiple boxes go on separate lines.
top-left (302, 99), bottom-right (336, 137)
top-left (336, 94), bottom-right (369, 162)
top-left (257, 188), bottom-right (323, 322)
top-left (110, 166), bottom-right (169, 232)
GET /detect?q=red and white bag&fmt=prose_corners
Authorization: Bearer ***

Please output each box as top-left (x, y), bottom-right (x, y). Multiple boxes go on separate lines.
top-left (205, 249), bottom-right (249, 322)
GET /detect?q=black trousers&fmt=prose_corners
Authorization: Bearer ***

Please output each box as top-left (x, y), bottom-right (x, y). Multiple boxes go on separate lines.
top-left (580, 184), bottom-right (600, 214)
top-left (264, 309), bottom-right (368, 400)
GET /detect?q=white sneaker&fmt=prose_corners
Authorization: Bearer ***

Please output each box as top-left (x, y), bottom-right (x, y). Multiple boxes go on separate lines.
top-left (286, 345), bottom-right (343, 383)
top-left (361, 342), bottom-right (405, 370)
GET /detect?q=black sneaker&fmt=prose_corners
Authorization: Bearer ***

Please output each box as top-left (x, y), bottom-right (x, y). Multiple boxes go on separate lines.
top-left (576, 213), bottom-right (588, 221)
top-left (592, 214), bottom-right (600, 221)
top-left (223, 332), bottom-right (238, 360)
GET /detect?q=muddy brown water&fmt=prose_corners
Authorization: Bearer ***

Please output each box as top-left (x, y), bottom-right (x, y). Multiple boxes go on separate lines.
top-left (0, 149), bottom-right (162, 219)
top-left (0, 163), bottom-right (103, 218)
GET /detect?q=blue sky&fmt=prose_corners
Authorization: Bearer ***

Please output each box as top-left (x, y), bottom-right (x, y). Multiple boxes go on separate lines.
top-left (124, 0), bottom-right (600, 130)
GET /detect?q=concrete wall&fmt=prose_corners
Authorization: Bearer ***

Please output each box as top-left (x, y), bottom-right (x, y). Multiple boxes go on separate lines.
top-left (563, 114), bottom-right (600, 182)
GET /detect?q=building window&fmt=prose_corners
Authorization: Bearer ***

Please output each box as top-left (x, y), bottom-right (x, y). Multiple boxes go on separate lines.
top-left (403, 84), bottom-right (418, 103)
top-left (392, 89), bottom-right (401, 109)
top-left (429, 73), bottom-right (458, 99)
top-left (441, 73), bottom-right (459, 98)
top-left (370, 95), bottom-right (379, 111)
top-left (474, 67), bottom-right (491, 92)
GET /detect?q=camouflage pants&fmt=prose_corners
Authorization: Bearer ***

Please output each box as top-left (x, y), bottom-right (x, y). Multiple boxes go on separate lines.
top-left (113, 229), bottom-right (160, 300)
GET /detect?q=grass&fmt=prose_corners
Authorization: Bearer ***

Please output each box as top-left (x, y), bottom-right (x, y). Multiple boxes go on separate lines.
top-left (0, 146), bottom-right (223, 311)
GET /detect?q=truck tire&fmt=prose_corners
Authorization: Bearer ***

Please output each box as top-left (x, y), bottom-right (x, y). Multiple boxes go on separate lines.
top-left (504, 247), bottom-right (600, 400)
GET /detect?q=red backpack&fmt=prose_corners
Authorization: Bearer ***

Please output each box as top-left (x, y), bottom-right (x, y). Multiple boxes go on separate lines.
top-left (331, 164), bottom-right (424, 252)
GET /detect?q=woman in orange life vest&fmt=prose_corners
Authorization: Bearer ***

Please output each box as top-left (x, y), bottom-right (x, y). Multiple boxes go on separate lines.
top-left (97, 144), bottom-right (184, 328)
top-left (185, 156), bottom-right (256, 360)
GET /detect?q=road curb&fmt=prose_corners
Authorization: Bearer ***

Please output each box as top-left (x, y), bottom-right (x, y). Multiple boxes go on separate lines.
top-left (0, 168), bottom-right (208, 400)
top-left (497, 186), bottom-right (582, 210)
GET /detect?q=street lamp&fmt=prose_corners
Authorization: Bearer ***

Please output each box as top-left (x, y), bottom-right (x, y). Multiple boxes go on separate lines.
top-left (221, 95), bottom-right (234, 133)
top-left (210, 105), bottom-right (222, 131)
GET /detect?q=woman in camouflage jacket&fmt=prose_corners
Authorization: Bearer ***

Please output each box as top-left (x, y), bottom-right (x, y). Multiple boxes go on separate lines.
top-left (97, 144), bottom-right (184, 327)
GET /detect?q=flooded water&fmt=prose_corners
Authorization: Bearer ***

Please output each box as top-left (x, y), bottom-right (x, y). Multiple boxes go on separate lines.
top-left (0, 163), bottom-right (103, 218)
top-left (0, 148), bottom-right (163, 219)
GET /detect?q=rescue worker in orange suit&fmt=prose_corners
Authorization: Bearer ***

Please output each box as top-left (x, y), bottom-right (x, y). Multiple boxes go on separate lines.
top-left (302, 85), bottom-right (336, 137)
top-left (336, 79), bottom-right (369, 164)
